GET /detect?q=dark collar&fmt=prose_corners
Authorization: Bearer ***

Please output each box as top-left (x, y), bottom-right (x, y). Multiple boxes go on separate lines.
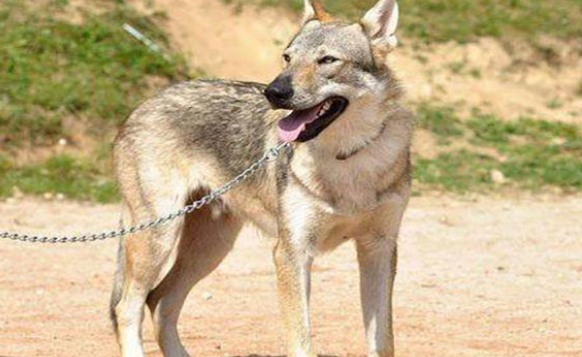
top-left (336, 121), bottom-right (388, 161)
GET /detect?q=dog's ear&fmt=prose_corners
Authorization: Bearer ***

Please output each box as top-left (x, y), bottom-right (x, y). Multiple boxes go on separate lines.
top-left (302, 0), bottom-right (333, 25)
top-left (361, 0), bottom-right (399, 52)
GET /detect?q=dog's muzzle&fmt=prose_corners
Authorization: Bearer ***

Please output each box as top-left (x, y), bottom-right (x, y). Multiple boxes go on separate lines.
top-left (264, 75), bottom-right (294, 109)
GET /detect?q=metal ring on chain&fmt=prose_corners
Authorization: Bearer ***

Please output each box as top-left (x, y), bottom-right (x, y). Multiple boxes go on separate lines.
top-left (0, 142), bottom-right (292, 244)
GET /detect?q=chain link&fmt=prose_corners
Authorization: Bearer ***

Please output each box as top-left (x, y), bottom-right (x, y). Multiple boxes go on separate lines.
top-left (0, 142), bottom-right (291, 244)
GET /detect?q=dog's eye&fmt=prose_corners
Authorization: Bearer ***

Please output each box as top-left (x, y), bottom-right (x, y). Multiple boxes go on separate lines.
top-left (318, 56), bottom-right (339, 65)
top-left (283, 54), bottom-right (292, 63)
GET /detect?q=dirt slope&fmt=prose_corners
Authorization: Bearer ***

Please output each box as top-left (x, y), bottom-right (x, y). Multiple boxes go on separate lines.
top-left (1, 195), bottom-right (581, 357)
top-left (139, 0), bottom-right (582, 124)
top-left (135, 0), bottom-right (296, 82)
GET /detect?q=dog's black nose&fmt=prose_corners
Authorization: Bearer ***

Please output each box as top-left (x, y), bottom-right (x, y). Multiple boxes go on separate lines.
top-left (264, 75), bottom-right (294, 108)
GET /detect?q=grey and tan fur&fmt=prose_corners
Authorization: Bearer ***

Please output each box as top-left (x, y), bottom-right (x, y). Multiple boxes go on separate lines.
top-left (110, 1), bottom-right (413, 356)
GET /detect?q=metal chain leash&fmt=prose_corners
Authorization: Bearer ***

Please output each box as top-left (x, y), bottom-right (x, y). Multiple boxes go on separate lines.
top-left (0, 142), bottom-right (291, 244)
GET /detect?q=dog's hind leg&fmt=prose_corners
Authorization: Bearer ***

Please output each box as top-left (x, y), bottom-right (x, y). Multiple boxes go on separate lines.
top-left (111, 184), bottom-right (190, 357)
top-left (146, 201), bottom-right (242, 357)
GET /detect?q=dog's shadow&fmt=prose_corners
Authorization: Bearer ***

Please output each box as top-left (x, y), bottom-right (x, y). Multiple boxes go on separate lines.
top-left (230, 355), bottom-right (341, 357)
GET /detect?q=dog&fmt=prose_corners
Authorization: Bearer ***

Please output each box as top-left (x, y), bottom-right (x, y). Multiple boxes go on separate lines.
top-left (110, 0), bottom-right (413, 356)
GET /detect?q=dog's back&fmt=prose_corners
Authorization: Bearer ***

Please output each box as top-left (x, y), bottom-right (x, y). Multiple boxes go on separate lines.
top-left (115, 79), bottom-right (275, 178)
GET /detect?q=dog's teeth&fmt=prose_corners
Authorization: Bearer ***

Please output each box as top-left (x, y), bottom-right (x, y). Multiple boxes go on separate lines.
top-left (316, 101), bottom-right (333, 117)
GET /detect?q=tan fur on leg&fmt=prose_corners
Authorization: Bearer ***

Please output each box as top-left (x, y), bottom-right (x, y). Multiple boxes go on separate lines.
top-left (146, 205), bottom-right (241, 357)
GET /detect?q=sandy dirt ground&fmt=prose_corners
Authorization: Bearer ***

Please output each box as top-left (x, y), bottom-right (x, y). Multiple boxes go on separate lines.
top-left (1, 194), bottom-right (581, 357)
top-left (1, 2), bottom-right (581, 356)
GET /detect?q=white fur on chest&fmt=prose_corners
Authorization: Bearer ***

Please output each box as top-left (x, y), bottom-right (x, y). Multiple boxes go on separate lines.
top-left (290, 116), bottom-right (409, 215)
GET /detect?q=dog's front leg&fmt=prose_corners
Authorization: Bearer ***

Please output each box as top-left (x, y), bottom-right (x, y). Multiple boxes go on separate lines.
top-left (356, 235), bottom-right (398, 357)
top-left (274, 237), bottom-right (314, 357)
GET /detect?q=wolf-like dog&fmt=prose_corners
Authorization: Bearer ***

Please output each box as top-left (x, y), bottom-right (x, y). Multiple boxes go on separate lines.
top-left (110, 0), bottom-right (413, 356)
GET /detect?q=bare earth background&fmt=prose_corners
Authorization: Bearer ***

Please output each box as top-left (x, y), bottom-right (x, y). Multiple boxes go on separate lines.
top-left (1, 0), bottom-right (582, 356)
top-left (1, 195), bottom-right (581, 357)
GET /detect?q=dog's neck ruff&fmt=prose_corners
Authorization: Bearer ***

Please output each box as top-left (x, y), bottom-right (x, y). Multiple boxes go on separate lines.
top-left (335, 120), bottom-right (388, 161)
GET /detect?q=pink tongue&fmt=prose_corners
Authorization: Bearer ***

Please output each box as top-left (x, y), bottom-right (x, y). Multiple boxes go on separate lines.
top-left (277, 104), bottom-right (323, 142)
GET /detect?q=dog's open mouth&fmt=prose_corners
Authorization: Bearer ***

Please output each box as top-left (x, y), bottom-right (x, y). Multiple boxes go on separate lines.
top-left (277, 97), bottom-right (349, 143)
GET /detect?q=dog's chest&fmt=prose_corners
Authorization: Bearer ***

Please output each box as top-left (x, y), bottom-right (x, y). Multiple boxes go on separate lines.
top-left (289, 147), bottom-right (390, 214)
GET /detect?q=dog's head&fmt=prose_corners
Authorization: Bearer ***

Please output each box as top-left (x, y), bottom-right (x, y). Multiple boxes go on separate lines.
top-left (265, 0), bottom-right (401, 143)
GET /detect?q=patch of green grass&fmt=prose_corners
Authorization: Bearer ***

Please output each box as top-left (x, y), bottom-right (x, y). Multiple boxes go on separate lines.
top-left (510, 118), bottom-right (579, 141)
top-left (226, 0), bottom-right (582, 44)
top-left (403, 0), bottom-right (582, 43)
top-left (415, 104), bottom-right (582, 192)
top-left (546, 98), bottom-right (563, 109)
top-left (0, 154), bottom-right (118, 203)
top-left (500, 144), bottom-right (582, 190)
top-left (447, 61), bottom-right (466, 74)
top-left (415, 150), bottom-right (497, 192)
top-left (469, 68), bottom-right (482, 79)
top-left (468, 114), bottom-right (580, 145)
top-left (0, 0), bottom-right (188, 147)
top-left (416, 103), bottom-right (464, 142)
top-left (467, 114), bottom-right (513, 144)
top-left (0, 0), bottom-right (193, 202)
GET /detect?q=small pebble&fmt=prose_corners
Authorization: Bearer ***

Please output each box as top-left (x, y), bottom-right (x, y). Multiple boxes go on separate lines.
top-left (439, 216), bottom-right (454, 226)
top-left (491, 170), bottom-right (506, 185)
top-left (12, 186), bottom-right (24, 199)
